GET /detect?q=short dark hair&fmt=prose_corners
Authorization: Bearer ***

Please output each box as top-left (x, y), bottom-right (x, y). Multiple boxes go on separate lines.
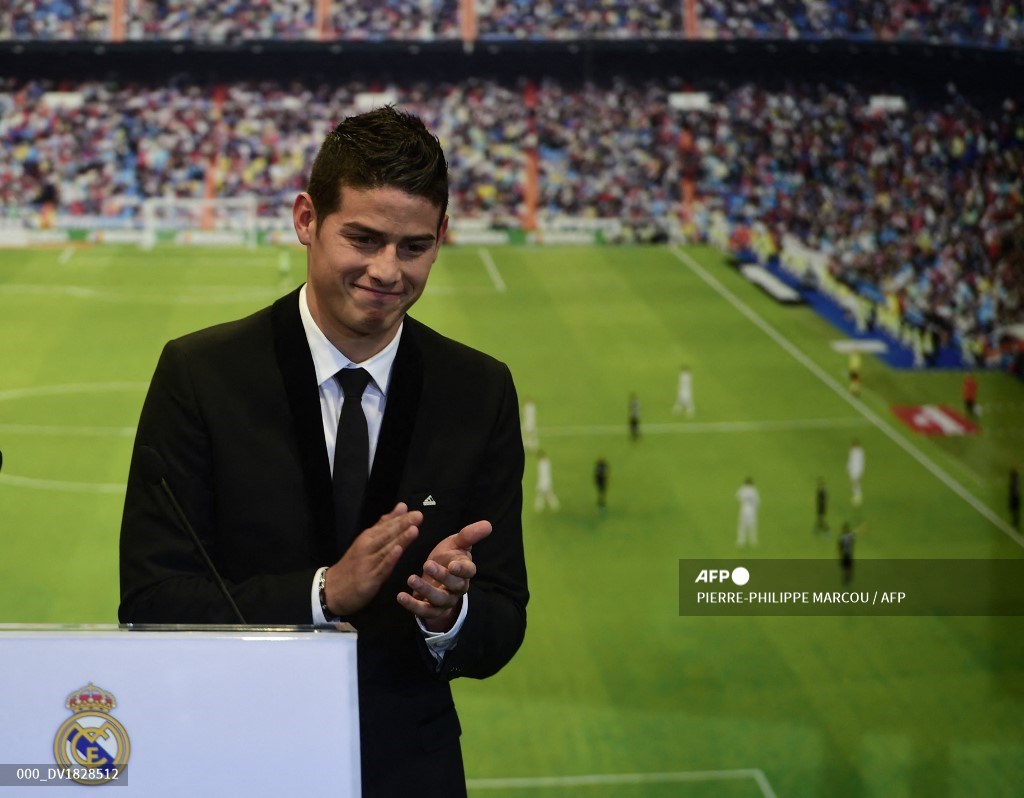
top-left (307, 105), bottom-right (448, 231)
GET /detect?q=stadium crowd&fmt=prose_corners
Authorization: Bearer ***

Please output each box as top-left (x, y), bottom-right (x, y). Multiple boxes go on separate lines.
top-left (679, 81), bottom-right (1023, 367)
top-left (2, 74), bottom-right (1021, 366)
top-left (532, 77), bottom-right (679, 231)
top-left (124, 0), bottom-right (316, 42)
top-left (128, 0), bottom-right (459, 42)
top-left (3, 0), bottom-right (1022, 47)
top-left (697, 0), bottom-right (1024, 49)
top-left (475, 0), bottom-right (682, 39)
top-left (0, 78), bottom-right (528, 225)
top-left (326, 0), bottom-right (459, 41)
top-left (1, 0), bottom-right (108, 41)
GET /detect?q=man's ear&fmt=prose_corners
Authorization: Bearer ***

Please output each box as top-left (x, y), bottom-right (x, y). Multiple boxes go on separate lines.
top-left (293, 192), bottom-right (316, 245)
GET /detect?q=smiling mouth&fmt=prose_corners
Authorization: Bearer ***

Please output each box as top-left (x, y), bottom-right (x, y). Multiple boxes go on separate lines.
top-left (356, 285), bottom-right (402, 299)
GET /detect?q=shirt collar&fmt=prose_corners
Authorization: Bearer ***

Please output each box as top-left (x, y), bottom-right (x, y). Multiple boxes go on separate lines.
top-left (298, 283), bottom-right (401, 395)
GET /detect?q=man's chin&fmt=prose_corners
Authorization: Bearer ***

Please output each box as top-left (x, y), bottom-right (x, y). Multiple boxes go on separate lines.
top-left (357, 294), bottom-right (419, 328)
top-left (354, 309), bottom-right (404, 337)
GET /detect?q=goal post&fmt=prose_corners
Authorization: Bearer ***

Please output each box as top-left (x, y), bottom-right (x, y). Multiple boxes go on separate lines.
top-left (140, 196), bottom-right (259, 249)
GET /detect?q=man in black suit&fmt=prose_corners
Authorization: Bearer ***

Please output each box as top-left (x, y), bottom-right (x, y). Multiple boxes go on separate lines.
top-left (119, 107), bottom-right (528, 796)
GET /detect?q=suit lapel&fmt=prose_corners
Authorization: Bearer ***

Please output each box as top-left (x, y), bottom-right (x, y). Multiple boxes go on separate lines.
top-left (361, 318), bottom-right (424, 531)
top-left (271, 288), bottom-right (336, 563)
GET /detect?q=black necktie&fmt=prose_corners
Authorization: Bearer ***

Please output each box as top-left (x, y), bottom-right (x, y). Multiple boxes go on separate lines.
top-left (333, 368), bottom-right (372, 548)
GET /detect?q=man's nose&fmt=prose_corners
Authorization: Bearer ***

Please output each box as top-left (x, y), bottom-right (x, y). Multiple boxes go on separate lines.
top-left (365, 246), bottom-right (400, 284)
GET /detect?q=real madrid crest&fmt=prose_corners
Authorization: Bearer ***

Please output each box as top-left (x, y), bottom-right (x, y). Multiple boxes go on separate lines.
top-left (53, 683), bottom-right (130, 785)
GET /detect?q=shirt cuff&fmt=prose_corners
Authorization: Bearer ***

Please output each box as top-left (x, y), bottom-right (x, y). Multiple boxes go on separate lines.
top-left (417, 593), bottom-right (469, 662)
top-left (311, 566), bottom-right (332, 624)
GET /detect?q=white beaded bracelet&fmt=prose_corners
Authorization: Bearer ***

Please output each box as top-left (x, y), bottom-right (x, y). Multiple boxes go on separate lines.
top-left (319, 568), bottom-right (340, 622)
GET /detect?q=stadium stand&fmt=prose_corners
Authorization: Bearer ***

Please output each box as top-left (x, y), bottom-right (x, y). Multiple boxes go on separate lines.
top-left (696, 0), bottom-right (1024, 48)
top-left (1, 5), bottom-right (1022, 375)
top-left (3, 0), bottom-right (1022, 47)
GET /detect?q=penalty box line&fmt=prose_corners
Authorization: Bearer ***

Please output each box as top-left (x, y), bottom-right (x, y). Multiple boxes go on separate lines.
top-left (540, 417), bottom-right (869, 437)
top-left (479, 247), bottom-right (508, 293)
top-left (468, 767), bottom-right (777, 797)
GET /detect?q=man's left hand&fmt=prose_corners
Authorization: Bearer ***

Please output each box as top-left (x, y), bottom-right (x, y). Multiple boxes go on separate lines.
top-left (397, 520), bottom-right (492, 632)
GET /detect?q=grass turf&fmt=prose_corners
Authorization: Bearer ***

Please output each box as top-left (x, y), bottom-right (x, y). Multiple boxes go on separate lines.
top-left (0, 242), bottom-right (1021, 796)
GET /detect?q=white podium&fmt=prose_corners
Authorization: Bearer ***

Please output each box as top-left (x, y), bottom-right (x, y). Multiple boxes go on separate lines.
top-left (0, 624), bottom-right (360, 796)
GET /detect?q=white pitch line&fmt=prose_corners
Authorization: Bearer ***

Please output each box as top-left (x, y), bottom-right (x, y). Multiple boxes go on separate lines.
top-left (541, 416), bottom-right (868, 437)
top-left (0, 284), bottom-right (281, 304)
top-left (0, 474), bottom-right (125, 495)
top-left (57, 246), bottom-right (75, 264)
top-left (670, 245), bottom-right (1024, 549)
top-left (422, 285), bottom-right (503, 296)
top-left (468, 768), bottom-right (777, 797)
top-left (0, 384), bottom-right (139, 494)
top-left (0, 424), bottom-right (137, 437)
top-left (0, 382), bottom-right (149, 402)
top-left (479, 248), bottom-right (507, 293)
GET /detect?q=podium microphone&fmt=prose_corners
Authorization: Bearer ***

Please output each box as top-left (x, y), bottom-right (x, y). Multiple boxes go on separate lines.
top-left (137, 445), bottom-right (247, 625)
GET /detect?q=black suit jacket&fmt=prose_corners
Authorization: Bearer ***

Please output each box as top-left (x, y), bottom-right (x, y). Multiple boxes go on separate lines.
top-left (119, 287), bottom-right (528, 796)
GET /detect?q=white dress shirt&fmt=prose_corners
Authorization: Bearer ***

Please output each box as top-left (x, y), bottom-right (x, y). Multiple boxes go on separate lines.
top-left (298, 286), bottom-right (466, 657)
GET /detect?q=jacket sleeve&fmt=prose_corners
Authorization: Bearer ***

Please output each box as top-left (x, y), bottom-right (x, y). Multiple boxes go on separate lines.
top-left (437, 362), bottom-right (528, 680)
top-left (118, 339), bottom-right (316, 625)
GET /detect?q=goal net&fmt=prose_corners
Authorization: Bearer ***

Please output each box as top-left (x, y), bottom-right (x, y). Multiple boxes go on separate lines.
top-left (140, 196), bottom-right (259, 248)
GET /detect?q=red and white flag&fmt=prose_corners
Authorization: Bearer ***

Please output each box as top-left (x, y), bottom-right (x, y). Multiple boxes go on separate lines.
top-left (891, 405), bottom-right (980, 436)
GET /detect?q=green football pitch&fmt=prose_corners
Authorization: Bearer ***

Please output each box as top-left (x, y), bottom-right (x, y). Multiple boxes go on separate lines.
top-left (1, 243), bottom-right (1022, 796)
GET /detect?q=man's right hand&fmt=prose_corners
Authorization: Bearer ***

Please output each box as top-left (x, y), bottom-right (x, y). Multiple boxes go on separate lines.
top-left (324, 502), bottom-right (421, 617)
